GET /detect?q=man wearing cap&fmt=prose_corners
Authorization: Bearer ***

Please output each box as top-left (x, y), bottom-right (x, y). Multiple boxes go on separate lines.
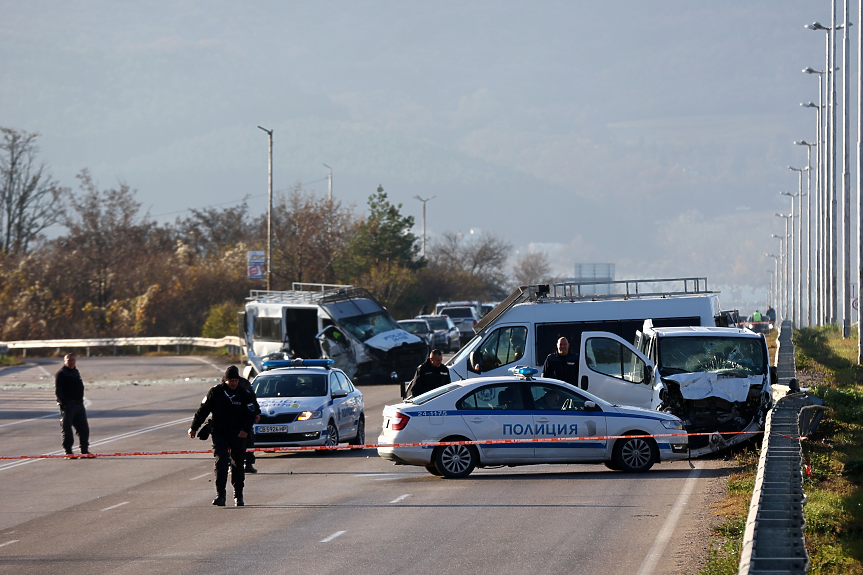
top-left (189, 365), bottom-right (256, 507)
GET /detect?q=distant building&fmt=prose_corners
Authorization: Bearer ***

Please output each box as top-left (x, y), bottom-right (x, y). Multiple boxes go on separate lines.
top-left (573, 263), bottom-right (616, 294)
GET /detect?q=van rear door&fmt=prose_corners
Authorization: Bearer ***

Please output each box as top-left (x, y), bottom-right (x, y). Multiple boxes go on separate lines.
top-left (578, 332), bottom-right (654, 409)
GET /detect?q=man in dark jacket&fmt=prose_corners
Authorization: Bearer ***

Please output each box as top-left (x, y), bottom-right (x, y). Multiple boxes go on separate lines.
top-left (405, 349), bottom-right (450, 399)
top-left (55, 353), bottom-right (90, 458)
top-left (542, 337), bottom-right (579, 387)
top-left (189, 365), bottom-right (256, 507)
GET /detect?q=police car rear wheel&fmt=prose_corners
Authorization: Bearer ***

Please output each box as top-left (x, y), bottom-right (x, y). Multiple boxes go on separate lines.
top-left (425, 465), bottom-right (442, 476)
top-left (348, 417), bottom-right (365, 445)
top-left (612, 436), bottom-right (657, 473)
top-left (433, 443), bottom-right (477, 478)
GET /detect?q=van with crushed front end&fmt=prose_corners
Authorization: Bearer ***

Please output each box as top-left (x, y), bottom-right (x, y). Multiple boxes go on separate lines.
top-left (575, 323), bottom-right (775, 456)
top-left (239, 284), bottom-right (426, 386)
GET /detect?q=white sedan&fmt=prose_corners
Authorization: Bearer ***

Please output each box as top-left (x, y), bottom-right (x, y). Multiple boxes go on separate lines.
top-left (378, 368), bottom-right (688, 478)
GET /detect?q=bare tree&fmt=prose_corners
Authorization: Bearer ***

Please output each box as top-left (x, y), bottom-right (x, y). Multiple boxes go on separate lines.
top-left (175, 199), bottom-right (254, 257)
top-left (0, 127), bottom-right (66, 254)
top-left (512, 250), bottom-right (552, 286)
top-left (428, 231), bottom-right (512, 299)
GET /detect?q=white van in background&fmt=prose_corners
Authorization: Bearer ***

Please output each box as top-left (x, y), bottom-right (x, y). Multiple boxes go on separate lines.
top-left (446, 277), bottom-right (723, 382)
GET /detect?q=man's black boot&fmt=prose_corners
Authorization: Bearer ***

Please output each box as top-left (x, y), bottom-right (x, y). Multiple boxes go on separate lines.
top-left (212, 493), bottom-right (226, 506)
top-left (245, 463), bottom-right (257, 474)
top-left (234, 492), bottom-right (244, 507)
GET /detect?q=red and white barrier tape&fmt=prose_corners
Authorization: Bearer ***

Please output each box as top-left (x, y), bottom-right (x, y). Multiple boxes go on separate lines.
top-left (0, 429), bottom-right (778, 461)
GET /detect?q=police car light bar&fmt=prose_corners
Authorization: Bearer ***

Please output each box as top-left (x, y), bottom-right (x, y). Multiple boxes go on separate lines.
top-left (262, 358), bottom-right (335, 370)
top-left (509, 365), bottom-right (538, 378)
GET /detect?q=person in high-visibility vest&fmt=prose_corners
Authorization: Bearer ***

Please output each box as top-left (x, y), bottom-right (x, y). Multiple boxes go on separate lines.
top-left (752, 310), bottom-right (762, 322)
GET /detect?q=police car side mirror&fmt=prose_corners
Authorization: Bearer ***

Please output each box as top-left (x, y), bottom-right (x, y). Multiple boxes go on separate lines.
top-left (331, 389), bottom-right (349, 399)
top-left (584, 401), bottom-right (598, 411)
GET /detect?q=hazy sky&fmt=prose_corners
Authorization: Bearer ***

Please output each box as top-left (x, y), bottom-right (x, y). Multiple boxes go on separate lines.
top-left (0, 1), bottom-right (853, 308)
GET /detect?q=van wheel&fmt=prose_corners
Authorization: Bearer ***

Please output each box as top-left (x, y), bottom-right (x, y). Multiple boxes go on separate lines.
top-left (348, 417), bottom-right (365, 445)
top-left (612, 436), bottom-right (657, 472)
top-left (433, 442), bottom-right (477, 478)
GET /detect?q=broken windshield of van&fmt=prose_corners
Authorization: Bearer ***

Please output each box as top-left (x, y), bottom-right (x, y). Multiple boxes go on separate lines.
top-left (339, 312), bottom-right (401, 342)
top-left (658, 337), bottom-right (766, 377)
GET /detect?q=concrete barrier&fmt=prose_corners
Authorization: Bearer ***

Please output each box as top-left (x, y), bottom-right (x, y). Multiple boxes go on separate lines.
top-left (3, 336), bottom-right (245, 357)
top-left (738, 320), bottom-right (811, 574)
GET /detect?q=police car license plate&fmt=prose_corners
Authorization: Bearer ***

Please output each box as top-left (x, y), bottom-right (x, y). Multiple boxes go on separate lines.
top-left (256, 425), bottom-right (289, 434)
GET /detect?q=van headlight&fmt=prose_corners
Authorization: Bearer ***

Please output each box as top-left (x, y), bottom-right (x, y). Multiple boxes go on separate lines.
top-left (297, 410), bottom-right (322, 421)
top-left (661, 419), bottom-right (684, 430)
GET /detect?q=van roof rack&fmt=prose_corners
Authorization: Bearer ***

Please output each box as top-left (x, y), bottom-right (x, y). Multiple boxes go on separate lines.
top-left (475, 277), bottom-right (713, 334)
top-left (247, 283), bottom-right (353, 304)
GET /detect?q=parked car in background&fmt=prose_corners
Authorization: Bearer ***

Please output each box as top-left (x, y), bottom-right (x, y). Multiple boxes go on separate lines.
top-left (416, 314), bottom-right (460, 352)
top-left (398, 319), bottom-right (434, 348)
top-left (439, 306), bottom-right (480, 345)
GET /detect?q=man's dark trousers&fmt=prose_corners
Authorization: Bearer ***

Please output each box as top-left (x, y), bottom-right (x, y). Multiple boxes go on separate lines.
top-left (212, 433), bottom-right (247, 495)
top-left (61, 402), bottom-right (89, 454)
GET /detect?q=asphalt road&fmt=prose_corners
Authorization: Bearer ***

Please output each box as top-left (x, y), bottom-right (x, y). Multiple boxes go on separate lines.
top-left (0, 356), bottom-right (731, 575)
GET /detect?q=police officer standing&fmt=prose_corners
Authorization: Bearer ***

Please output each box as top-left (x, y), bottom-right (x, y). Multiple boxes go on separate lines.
top-left (189, 366), bottom-right (256, 507)
top-left (542, 337), bottom-right (579, 387)
top-left (405, 349), bottom-right (450, 399)
top-left (55, 353), bottom-right (90, 458)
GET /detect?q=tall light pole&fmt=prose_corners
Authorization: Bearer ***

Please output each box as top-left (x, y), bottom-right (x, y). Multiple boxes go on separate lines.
top-left (841, 3), bottom-right (853, 338)
top-left (323, 164), bottom-right (333, 203)
top-left (858, 0), bottom-right (863, 362)
top-left (795, 142), bottom-right (817, 326)
top-left (806, 20), bottom-right (839, 324)
top-left (775, 214), bottom-right (793, 323)
top-left (413, 195), bottom-right (436, 258)
top-left (773, 231), bottom-right (790, 320)
top-left (767, 253), bottom-right (780, 315)
top-left (802, 100), bottom-right (824, 325)
top-left (788, 168), bottom-right (808, 327)
top-left (257, 125), bottom-right (273, 291)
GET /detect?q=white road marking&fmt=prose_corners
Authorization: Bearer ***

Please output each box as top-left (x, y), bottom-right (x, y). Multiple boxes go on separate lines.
top-left (389, 494), bottom-right (410, 503)
top-left (0, 412), bottom-right (59, 428)
top-left (635, 463), bottom-right (703, 575)
top-left (35, 364), bottom-right (52, 377)
top-left (0, 417), bottom-right (190, 472)
top-left (190, 473), bottom-right (210, 480)
top-left (319, 531), bottom-right (346, 543)
top-left (101, 501), bottom-right (128, 511)
top-left (190, 357), bottom-right (224, 372)
top-left (372, 477), bottom-right (406, 481)
top-left (0, 540), bottom-right (18, 548)
top-left (352, 473), bottom-right (402, 477)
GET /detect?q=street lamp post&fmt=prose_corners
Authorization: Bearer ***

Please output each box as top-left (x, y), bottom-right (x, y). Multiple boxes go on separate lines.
top-left (795, 142), bottom-right (817, 326)
top-left (257, 125), bottom-right (274, 291)
top-left (773, 230), bottom-right (790, 320)
top-left (413, 195), bottom-right (436, 258)
top-left (841, 1), bottom-right (853, 338)
top-left (767, 253), bottom-right (780, 316)
top-left (323, 164), bottom-right (333, 203)
top-left (788, 168), bottom-right (808, 327)
top-left (775, 213), bottom-right (793, 323)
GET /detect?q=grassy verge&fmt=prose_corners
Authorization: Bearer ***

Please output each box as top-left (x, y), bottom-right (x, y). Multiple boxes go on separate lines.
top-left (0, 354), bottom-right (23, 367)
top-left (701, 326), bottom-right (863, 575)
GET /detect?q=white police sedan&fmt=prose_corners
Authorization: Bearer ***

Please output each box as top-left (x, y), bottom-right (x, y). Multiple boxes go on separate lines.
top-left (251, 359), bottom-right (365, 449)
top-left (378, 367), bottom-right (688, 478)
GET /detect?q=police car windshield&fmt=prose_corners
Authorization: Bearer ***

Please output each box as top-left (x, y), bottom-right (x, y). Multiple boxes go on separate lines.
top-left (253, 374), bottom-right (328, 397)
top-left (406, 383), bottom-right (461, 404)
top-left (424, 318), bottom-right (449, 330)
top-left (658, 336), bottom-right (766, 377)
top-left (340, 312), bottom-right (401, 342)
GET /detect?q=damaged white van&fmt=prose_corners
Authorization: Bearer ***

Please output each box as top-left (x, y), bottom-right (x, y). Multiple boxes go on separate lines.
top-left (240, 285), bottom-right (426, 385)
top-left (578, 324), bottom-right (775, 457)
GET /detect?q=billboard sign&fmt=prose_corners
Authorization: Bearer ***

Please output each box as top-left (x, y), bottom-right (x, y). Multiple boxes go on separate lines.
top-left (248, 251), bottom-right (266, 280)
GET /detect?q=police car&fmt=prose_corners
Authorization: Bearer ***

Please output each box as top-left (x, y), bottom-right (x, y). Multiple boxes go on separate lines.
top-left (251, 359), bottom-right (365, 449)
top-left (378, 367), bottom-right (688, 478)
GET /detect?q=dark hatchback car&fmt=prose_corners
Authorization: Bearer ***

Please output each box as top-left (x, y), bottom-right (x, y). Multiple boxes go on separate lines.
top-left (416, 314), bottom-right (460, 352)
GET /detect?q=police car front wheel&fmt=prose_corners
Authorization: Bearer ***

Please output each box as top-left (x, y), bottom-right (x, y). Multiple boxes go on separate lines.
top-left (433, 441), bottom-right (477, 479)
top-left (319, 421), bottom-right (339, 453)
top-left (612, 436), bottom-right (658, 473)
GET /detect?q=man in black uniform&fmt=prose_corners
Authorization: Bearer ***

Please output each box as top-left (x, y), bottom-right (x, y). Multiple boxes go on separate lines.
top-left (55, 353), bottom-right (90, 458)
top-left (405, 349), bottom-right (450, 399)
top-left (189, 365), bottom-right (256, 507)
top-left (542, 337), bottom-right (579, 387)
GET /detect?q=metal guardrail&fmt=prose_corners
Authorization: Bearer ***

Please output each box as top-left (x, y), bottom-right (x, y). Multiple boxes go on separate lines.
top-left (738, 320), bottom-right (810, 574)
top-left (4, 336), bottom-right (245, 356)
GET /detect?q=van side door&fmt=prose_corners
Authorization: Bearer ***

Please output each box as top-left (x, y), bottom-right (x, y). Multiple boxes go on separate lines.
top-left (578, 331), bottom-right (654, 408)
